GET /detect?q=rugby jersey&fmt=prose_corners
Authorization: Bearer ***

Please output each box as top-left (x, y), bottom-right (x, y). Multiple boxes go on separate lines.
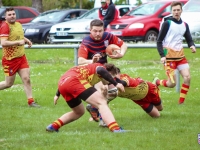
top-left (0, 21), bottom-right (25, 60)
top-left (157, 17), bottom-right (194, 61)
top-left (78, 32), bottom-right (123, 64)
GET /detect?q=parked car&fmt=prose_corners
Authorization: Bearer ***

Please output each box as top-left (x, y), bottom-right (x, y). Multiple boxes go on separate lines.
top-left (49, 5), bottom-right (135, 43)
top-left (161, 0), bottom-right (200, 41)
top-left (0, 6), bottom-right (39, 26)
top-left (106, 0), bottom-right (188, 42)
top-left (22, 9), bottom-right (88, 44)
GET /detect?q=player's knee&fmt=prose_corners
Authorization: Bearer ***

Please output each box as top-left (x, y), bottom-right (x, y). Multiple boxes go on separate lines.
top-left (22, 76), bottom-right (31, 84)
top-left (183, 75), bottom-right (191, 83)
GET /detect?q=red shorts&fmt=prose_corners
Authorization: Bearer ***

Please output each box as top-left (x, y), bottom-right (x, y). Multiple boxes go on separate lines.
top-left (58, 77), bottom-right (92, 102)
top-left (133, 82), bottom-right (161, 110)
top-left (2, 55), bottom-right (29, 76)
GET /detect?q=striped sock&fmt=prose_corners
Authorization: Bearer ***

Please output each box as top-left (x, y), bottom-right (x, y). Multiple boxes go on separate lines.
top-left (157, 79), bottom-right (167, 87)
top-left (179, 84), bottom-right (189, 104)
top-left (52, 119), bottom-right (64, 130)
top-left (108, 121), bottom-right (120, 132)
top-left (28, 98), bottom-right (34, 105)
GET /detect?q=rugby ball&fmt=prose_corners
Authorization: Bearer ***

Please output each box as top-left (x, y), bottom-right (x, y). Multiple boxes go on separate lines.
top-left (107, 84), bottom-right (118, 101)
top-left (106, 44), bottom-right (121, 56)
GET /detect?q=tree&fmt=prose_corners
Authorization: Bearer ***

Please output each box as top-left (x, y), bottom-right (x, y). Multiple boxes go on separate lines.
top-left (32, 0), bottom-right (43, 12)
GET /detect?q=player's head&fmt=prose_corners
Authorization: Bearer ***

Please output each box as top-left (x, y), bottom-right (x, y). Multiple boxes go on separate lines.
top-left (101, 0), bottom-right (107, 7)
top-left (170, 1), bottom-right (182, 20)
top-left (5, 7), bottom-right (16, 24)
top-left (106, 0), bottom-right (111, 5)
top-left (104, 63), bottom-right (118, 77)
top-left (90, 19), bottom-right (104, 41)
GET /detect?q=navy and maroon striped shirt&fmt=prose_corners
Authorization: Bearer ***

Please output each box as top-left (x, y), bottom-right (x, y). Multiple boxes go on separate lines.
top-left (78, 32), bottom-right (123, 64)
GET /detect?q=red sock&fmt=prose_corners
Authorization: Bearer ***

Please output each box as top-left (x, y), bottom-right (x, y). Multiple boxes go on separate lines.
top-left (157, 79), bottom-right (167, 87)
top-left (28, 98), bottom-right (34, 105)
top-left (108, 121), bottom-right (120, 132)
top-left (52, 119), bottom-right (64, 130)
top-left (179, 84), bottom-right (189, 104)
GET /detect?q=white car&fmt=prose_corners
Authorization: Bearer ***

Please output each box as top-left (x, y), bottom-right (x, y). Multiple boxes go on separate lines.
top-left (161, 0), bottom-right (200, 41)
top-left (49, 5), bottom-right (136, 43)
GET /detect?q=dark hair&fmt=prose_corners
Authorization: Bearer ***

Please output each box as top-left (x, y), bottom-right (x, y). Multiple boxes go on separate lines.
top-left (90, 19), bottom-right (104, 29)
top-left (6, 7), bottom-right (14, 12)
top-left (104, 63), bottom-right (118, 75)
top-left (171, 1), bottom-right (182, 10)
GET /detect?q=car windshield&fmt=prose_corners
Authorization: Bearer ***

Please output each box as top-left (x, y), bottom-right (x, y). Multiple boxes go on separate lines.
top-left (31, 11), bottom-right (66, 23)
top-left (78, 8), bottom-right (98, 19)
top-left (183, 0), bottom-right (200, 12)
top-left (126, 2), bottom-right (165, 16)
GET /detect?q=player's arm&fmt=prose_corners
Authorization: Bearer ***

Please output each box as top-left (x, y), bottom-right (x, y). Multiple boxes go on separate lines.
top-left (120, 42), bottom-right (127, 56)
top-left (115, 77), bottom-right (127, 86)
top-left (184, 23), bottom-right (196, 53)
top-left (1, 38), bottom-right (25, 47)
top-left (96, 66), bottom-right (124, 92)
top-left (24, 37), bottom-right (32, 48)
top-left (54, 89), bottom-right (60, 105)
top-left (0, 23), bottom-right (24, 47)
top-left (157, 21), bottom-right (169, 58)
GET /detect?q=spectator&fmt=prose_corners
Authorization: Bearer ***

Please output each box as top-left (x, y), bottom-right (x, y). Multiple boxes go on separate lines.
top-left (103, 0), bottom-right (116, 29)
top-left (70, 13), bottom-right (76, 19)
top-left (98, 0), bottom-right (108, 20)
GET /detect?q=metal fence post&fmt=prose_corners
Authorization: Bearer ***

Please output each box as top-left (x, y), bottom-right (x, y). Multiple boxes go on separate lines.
top-left (74, 47), bottom-right (78, 66)
top-left (176, 69), bottom-right (180, 93)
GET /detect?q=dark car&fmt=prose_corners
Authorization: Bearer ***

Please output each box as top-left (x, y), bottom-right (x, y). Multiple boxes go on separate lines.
top-left (0, 6), bottom-right (40, 26)
top-left (22, 9), bottom-right (88, 44)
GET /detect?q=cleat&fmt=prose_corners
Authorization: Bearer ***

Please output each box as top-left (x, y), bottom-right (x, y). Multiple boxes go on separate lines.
top-left (113, 127), bottom-right (132, 133)
top-left (99, 119), bottom-right (107, 127)
top-left (86, 104), bottom-right (99, 122)
top-left (152, 77), bottom-right (159, 86)
top-left (178, 100), bottom-right (185, 104)
top-left (46, 124), bottom-right (58, 132)
top-left (29, 102), bottom-right (40, 107)
top-left (113, 129), bottom-right (133, 133)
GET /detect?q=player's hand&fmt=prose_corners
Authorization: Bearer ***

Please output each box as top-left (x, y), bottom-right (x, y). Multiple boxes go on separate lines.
top-left (54, 95), bottom-right (59, 105)
top-left (190, 45), bottom-right (196, 53)
top-left (109, 51), bottom-right (123, 59)
top-left (25, 39), bottom-right (32, 48)
top-left (115, 83), bottom-right (125, 92)
top-left (92, 53), bottom-right (102, 63)
top-left (160, 57), bottom-right (166, 64)
top-left (18, 40), bottom-right (25, 46)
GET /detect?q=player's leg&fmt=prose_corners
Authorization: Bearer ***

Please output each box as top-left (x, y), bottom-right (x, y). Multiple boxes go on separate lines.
top-left (177, 59), bottom-right (190, 104)
top-left (46, 98), bottom-right (84, 132)
top-left (0, 75), bottom-right (16, 89)
top-left (17, 55), bottom-right (39, 107)
top-left (154, 61), bottom-right (176, 88)
top-left (81, 88), bottom-right (124, 132)
top-left (0, 57), bottom-right (17, 89)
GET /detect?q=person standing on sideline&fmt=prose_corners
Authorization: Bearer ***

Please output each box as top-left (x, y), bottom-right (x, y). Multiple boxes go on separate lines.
top-left (98, 0), bottom-right (108, 20)
top-left (78, 19), bottom-right (127, 124)
top-left (154, 1), bottom-right (196, 104)
top-left (46, 63), bottom-right (127, 133)
top-left (103, 0), bottom-right (116, 29)
top-left (0, 7), bottom-right (40, 107)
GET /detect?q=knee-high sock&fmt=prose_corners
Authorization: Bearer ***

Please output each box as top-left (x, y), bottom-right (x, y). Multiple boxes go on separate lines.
top-left (179, 84), bottom-right (189, 104)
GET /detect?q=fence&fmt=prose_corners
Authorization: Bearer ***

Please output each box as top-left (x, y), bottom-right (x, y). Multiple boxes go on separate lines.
top-left (1, 43), bottom-right (200, 92)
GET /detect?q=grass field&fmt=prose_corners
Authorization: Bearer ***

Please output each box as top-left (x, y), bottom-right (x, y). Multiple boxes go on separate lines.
top-left (0, 47), bottom-right (200, 150)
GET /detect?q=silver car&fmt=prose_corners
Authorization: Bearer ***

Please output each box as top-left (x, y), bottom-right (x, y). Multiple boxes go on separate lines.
top-left (49, 5), bottom-right (135, 43)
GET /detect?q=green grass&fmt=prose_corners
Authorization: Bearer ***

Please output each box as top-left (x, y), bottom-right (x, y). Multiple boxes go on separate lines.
top-left (0, 48), bottom-right (200, 150)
